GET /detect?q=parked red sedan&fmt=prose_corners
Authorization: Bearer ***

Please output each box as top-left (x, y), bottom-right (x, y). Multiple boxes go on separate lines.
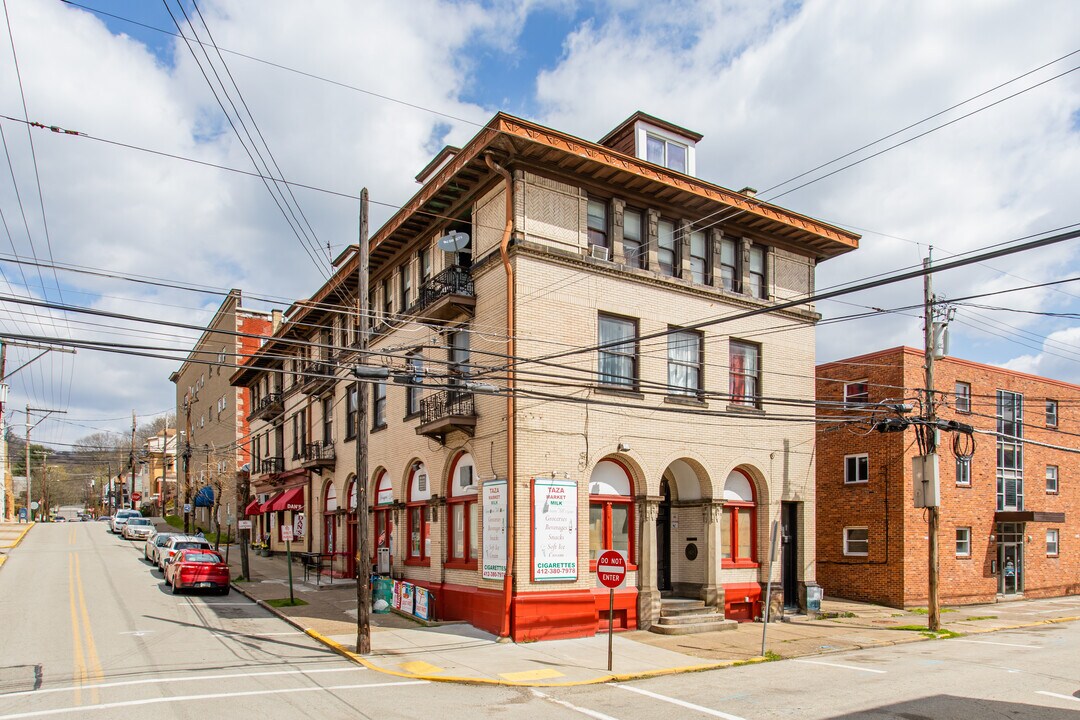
top-left (164, 549), bottom-right (230, 595)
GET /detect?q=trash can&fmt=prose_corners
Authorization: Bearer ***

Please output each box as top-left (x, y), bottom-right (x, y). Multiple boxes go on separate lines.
top-left (373, 576), bottom-right (393, 613)
top-left (806, 584), bottom-right (823, 612)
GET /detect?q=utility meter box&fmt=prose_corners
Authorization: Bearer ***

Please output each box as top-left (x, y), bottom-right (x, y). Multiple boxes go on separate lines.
top-left (377, 547), bottom-right (391, 575)
top-left (912, 453), bottom-right (940, 508)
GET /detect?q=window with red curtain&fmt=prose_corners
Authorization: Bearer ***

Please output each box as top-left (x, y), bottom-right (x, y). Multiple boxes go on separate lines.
top-left (729, 341), bottom-right (760, 407)
top-left (446, 453), bottom-right (478, 568)
top-left (406, 462), bottom-right (430, 565)
top-left (721, 469), bottom-right (757, 568)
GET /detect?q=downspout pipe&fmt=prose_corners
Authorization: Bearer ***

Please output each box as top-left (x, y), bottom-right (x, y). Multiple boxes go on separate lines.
top-left (485, 153), bottom-right (515, 640)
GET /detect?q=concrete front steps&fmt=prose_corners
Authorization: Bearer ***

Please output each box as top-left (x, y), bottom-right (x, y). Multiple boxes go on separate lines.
top-left (650, 597), bottom-right (737, 635)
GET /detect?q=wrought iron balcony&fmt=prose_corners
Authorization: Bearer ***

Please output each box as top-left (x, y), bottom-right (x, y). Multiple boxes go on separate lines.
top-left (416, 390), bottom-right (476, 443)
top-left (301, 441), bottom-right (336, 473)
top-left (258, 457), bottom-right (285, 476)
top-left (301, 360), bottom-right (336, 395)
top-left (411, 265), bottom-right (475, 322)
top-left (249, 392), bottom-right (284, 421)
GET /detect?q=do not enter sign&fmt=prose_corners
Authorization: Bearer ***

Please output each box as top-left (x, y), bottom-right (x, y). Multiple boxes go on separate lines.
top-left (596, 549), bottom-right (626, 589)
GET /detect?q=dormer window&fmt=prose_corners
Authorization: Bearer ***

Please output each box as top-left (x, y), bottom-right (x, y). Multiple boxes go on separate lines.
top-left (647, 134), bottom-right (687, 173)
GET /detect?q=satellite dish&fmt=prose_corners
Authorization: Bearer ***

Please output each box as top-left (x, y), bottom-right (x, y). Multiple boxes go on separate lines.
top-left (437, 231), bottom-right (470, 253)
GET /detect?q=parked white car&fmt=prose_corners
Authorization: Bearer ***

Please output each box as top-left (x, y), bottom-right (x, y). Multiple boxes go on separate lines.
top-left (144, 532), bottom-right (179, 565)
top-left (109, 509), bottom-right (142, 534)
top-left (158, 535), bottom-right (213, 572)
top-left (122, 517), bottom-right (155, 541)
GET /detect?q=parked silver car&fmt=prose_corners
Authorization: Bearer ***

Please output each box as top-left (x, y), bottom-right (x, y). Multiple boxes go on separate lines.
top-left (122, 517), bottom-right (155, 541)
top-left (158, 535), bottom-right (213, 572)
top-left (109, 509), bottom-right (142, 534)
top-left (144, 532), bottom-right (179, 565)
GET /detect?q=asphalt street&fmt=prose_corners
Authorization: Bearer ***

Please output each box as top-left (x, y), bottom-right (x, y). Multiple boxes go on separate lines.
top-left (1, 523), bottom-right (1079, 719)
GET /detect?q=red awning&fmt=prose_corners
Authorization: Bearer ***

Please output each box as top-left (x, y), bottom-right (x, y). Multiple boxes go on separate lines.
top-left (243, 499), bottom-right (261, 516)
top-left (260, 492), bottom-right (280, 514)
top-left (270, 486), bottom-right (305, 512)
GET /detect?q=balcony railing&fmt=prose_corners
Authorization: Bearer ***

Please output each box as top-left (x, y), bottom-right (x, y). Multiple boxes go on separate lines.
top-left (416, 390), bottom-right (476, 443)
top-left (249, 392), bottom-right (284, 421)
top-left (301, 441), bottom-right (336, 472)
top-left (301, 360), bottom-right (336, 395)
top-left (258, 457), bottom-right (285, 476)
top-left (411, 265), bottom-right (475, 321)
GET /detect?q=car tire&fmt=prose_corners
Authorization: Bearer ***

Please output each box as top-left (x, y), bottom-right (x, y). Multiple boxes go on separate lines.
top-left (218, 586), bottom-right (230, 596)
top-left (171, 579), bottom-right (180, 595)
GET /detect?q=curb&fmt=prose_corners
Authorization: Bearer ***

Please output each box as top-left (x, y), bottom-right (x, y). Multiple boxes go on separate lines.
top-left (229, 580), bottom-right (747, 687)
top-left (0, 522), bottom-right (35, 550)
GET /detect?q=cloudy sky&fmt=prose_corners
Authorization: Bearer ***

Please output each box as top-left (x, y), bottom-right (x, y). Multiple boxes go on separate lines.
top-left (0, 0), bottom-right (1077, 448)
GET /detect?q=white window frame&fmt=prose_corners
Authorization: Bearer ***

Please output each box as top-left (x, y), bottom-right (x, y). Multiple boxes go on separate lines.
top-left (1046, 399), bottom-right (1058, 427)
top-left (843, 527), bottom-right (869, 556)
top-left (956, 456), bottom-right (971, 486)
top-left (1046, 465), bottom-right (1059, 494)
top-left (1047, 529), bottom-right (1059, 556)
top-left (955, 527), bottom-right (971, 557)
top-left (844, 454), bottom-right (869, 484)
top-left (955, 382), bottom-right (971, 413)
top-left (844, 381), bottom-right (869, 406)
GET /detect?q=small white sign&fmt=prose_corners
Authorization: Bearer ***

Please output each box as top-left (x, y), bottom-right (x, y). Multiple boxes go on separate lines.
top-left (183, 503), bottom-right (192, 513)
top-left (238, 520), bottom-right (252, 530)
top-left (281, 524), bottom-right (294, 542)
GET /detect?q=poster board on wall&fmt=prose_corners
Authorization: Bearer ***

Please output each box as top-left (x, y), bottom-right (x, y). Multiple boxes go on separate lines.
top-left (531, 478), bottom-right (578, 581)
top-left (482, 479), bottom-right (507, 580)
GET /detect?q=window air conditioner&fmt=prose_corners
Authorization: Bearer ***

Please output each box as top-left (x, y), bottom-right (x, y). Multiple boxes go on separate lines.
top-left (589, 244), bottom-right (610, 261)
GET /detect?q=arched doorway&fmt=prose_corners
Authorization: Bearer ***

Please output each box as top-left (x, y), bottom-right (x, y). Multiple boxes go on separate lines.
top-left (657, 479), bottom-right (672, 592)
top-left (344, 476), bottom-right (357, 577)
top-left (373, 470), bottom-right (394, 573)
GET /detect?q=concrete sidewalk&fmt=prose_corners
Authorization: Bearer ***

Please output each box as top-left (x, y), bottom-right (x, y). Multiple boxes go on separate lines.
top-left (0, 522), bottom-right (35, 569)
top-left (226, 547), bottom-right (1080, 686)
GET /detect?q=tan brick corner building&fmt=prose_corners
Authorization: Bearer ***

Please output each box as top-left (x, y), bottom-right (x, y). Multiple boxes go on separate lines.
top-left (817, 346), bottom-right (1080, 608)
top-left (232, 111), bottom-right (859, 640)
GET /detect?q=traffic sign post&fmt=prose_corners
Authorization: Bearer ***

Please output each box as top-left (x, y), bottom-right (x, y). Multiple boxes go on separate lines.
top-left (282, 523), bottom-right (295, 603)
top-left (596, 549), bottom-right (626, 671)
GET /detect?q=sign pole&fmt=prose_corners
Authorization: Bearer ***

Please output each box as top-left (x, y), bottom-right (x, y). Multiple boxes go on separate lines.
top-left (761, 519), bottom-right (780, 657)
top-left (607, 588), bottom-right (614, 671)
top-left (287, 538), bottom-right (294, 604)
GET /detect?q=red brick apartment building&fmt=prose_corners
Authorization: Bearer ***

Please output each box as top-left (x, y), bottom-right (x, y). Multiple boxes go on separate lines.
top-left (816, 346), bottom-right (1079, 608)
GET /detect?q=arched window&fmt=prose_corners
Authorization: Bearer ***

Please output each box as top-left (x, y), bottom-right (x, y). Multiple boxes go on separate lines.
top-left (406, 462), bottom-right (431, 565)
top-left (347, 478), bottom-right (357, 513)
top-left (373, 470), bottom-right (394, 560)
top-left (588, 459), bottom-right (634, 565)
top-left (446, 453), bottom-right (478, 568)
top-left (722, 469), bottom-right (757, 568)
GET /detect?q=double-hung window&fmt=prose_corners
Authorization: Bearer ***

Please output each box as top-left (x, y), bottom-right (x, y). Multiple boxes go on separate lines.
top-left (345, 385), bottom-right (358, 440)
top-left (400, 264), bottom-right (411, 312)
top-left (728, 340), bottom-right (760, 407)
top-left (668, 329), bottom-right (702, 397)
top-left (622, 208), bottom-right (644, 268)
top-left (720, 237), bottom-right (739, 292)
top-left (845, 454), bottom-right (869, 484)
top-left (748, 244), bottom-right (767, 298)
top-left (1047, 529), bottom-right (1060, 556)
top-left (418, 246), bottom-right (432, 285)
top-left (657, 219), bottom-right (678, 276)
top-left (405, 354), bottom-right (423, 416)
top-left (448, 330), bottom-right (470, 387)
top-left (587, 198), bottom-right (609, 253)
top-left (689, 230), bottom-right (709, 284)
top-left (646, 133), bottom-right (687, 173)
top-left (381, 278), bottom-right (392, 321)
top-left (955, 382), bottom-right (971, 413)
top-left (446, 454), bottom-right (478, 567)
top-left (1046, 399), bottom-right (1058, 427)
top-left (1046, 465), bottom-right (1058, 494)
top-left (956, 528), bottom-right (971, 557)
top-left (598, 314), bottom-right (637, 388)
top-left (372, 381), bottom-right (386, 429)
top-left (844, 527), bottom-right (869, 556)
top-left (321, 396), bottom-right (333, 445)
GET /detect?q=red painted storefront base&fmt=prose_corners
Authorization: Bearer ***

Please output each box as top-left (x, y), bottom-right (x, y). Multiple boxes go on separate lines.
top-left (402, 581), bottom-right (639, 641)
top-left (724, 582), bottom-right (763, 621)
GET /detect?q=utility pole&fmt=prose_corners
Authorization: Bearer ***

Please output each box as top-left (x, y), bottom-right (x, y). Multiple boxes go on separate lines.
top-left (25, 406), bottom-right (65, 521)
top-left (0, 341), bottom-right (7, 521)
top-left (129, 410), bottom-right (137, 510)
top-left (355, 188), bottom-right (372, 655)
top-left (184, 395), bottom-right (193, 533)
top-left (923, 253), bottom-right (940, 632)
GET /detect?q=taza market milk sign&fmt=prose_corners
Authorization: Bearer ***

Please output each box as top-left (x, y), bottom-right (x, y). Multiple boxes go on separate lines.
top-left (532, 478), bottom-right (577, 581)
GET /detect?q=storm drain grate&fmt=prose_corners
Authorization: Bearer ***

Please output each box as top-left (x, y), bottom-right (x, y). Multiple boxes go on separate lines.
top-left (0, 664), bottom-right (42, 695)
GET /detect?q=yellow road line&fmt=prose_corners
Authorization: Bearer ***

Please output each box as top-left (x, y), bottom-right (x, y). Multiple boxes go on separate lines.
top-left (75, 554), bottom-right (103, 703)
top-left (68, 555), bottom-right (84, 706)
